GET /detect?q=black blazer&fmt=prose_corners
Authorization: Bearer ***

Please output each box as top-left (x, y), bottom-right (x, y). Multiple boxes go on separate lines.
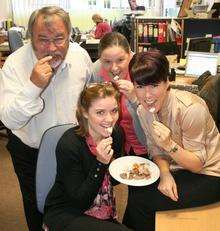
top-left (44, 125), bottom-right (124, 224)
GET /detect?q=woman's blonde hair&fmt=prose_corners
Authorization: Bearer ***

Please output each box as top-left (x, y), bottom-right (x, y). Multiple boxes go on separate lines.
top-left (92, 14), bottom-right (103, 24)
top-left (76, 82), bottom-right (120, 137)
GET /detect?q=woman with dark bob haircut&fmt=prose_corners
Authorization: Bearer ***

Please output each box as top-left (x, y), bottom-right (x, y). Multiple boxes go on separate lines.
top-left (122, 50), bottom-right (220, 231)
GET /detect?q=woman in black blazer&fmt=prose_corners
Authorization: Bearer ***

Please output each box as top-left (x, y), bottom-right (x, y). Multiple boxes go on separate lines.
top-left (43, 82), bottom-right (131, 231)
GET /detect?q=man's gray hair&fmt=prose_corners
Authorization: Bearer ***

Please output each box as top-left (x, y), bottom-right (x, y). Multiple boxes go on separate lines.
top-left (27, 6), bottom-right (72, 40)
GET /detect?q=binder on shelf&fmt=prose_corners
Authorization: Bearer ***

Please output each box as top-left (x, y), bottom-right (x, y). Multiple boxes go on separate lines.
top-left (158, 22), bottom-right (167, 43)
top-left (175, 33), bottom-right (182, 45)
top-left (138, 23), bottom-right (144, 43)
top-left (153, 24), bottom-right (158, 42)
top-left (148, 23), bottom-right (154, 43)
top-left (143, 24), bottom-right (148, 43)
top-left (138, 45), bottom-right (144, 52)
top-left (167, 24), bottom-right (176, 42)
top-left (169, 19), bottom-right (182, 44)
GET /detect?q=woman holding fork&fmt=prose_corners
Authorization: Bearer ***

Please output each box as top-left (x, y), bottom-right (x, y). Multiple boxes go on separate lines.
top-left (93, 31), bottom-right (147, 157)
top-left (43, 82), bottom-right (131, 231)
top-left (122, 50), bottom-right (220, 231)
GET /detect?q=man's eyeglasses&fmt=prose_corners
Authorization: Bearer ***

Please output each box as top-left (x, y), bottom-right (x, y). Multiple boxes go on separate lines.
top-left (38, 37), bottom-right (68, 46)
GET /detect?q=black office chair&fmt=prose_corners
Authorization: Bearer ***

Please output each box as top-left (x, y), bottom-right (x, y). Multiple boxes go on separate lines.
top-left (8, 29), bottom-right (24, 53)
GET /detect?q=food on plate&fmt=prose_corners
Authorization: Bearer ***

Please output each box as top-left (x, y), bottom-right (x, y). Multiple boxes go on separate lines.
top-left (120, 162), bottom-right (151, 180)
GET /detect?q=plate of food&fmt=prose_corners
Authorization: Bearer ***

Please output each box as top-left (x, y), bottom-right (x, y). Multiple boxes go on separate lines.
top-left (109, 156), bottom-right (160, 186)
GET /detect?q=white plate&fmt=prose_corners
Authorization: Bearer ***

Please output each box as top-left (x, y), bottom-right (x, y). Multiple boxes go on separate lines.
top-left (109, 156), bottom-right (160, 186)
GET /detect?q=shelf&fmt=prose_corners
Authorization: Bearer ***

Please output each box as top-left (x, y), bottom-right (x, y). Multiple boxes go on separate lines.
top-left (138, 42), bottom-right (151, 45)
top-left (133, 17), bottom-right (220, 58)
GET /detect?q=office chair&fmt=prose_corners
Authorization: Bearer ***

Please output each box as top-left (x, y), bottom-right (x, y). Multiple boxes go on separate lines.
top-left (36, 123), bottom-right (74, 214)
top-left (198, 75), bottom-right (220, 130)
top-left (8, 29), bottom-right (24, 53)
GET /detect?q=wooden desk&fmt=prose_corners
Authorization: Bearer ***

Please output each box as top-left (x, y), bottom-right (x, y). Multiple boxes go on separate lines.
top-left (156, 201), bottom-right (220, 231)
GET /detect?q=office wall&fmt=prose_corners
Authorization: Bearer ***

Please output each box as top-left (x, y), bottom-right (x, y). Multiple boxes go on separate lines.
top-left (10, 3), bottom-right (124, 32)
top-left (2, 0), bottom-right (177, 32)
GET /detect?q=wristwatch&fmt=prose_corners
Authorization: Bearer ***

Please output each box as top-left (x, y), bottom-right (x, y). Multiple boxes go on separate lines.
top-left (168, 142), bottom-right (178, 154)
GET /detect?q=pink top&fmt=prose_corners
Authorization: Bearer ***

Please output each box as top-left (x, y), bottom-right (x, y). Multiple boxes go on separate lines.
top-left (98, 68), bottom-right (147, 155)
top-left (94, 22), bottom-right (112, 39)
top-left (84, 135), bottom-right (117, 220)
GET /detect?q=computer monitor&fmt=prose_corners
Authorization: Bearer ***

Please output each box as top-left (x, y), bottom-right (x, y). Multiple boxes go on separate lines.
top-left (128, 0), bottom-right (137, 10)
top-left (185, 51), bottom-right (219, 77)
top-left (210, 2), bottom-right (220, 18)
top-left (186, 37), bottom-right (213, 53)
top-left (71, 27), bottom-right (81, 43)
top-left (72, 27), bottom-right (80, 35)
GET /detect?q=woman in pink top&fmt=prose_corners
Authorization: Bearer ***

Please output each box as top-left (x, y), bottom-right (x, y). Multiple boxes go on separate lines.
top-left (90, 14), bottom-right (112, 39)
top-left (93, 32), bottom-right (147, 157)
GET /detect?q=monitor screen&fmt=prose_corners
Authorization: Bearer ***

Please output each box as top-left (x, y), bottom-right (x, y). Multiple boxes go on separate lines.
top-left (185, 51), bottom-right (218, 77)
top-left (128, 0), bottom-right (138, 10)
top-left (211, 3), bottom-right (220, 18)
top-left (72, 27), bottom-right (80, 35)
top-left (187, 37), bottom-right (213, 53)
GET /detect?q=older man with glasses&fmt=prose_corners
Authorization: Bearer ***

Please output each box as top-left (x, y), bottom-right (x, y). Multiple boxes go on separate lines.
top-left (0, 6), bottom-right (93, 231)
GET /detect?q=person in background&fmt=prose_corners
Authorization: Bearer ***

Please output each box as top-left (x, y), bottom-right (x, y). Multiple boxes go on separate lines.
top-left (43, 82), bottom-right (131, 231)
top-left (128, 0), bottom-right (138, 10)
top-left (123, 50), bottom-right (220, 231)
top-left (93, 31), bottom-right (147, 157)
top-left (0, 6), bottom-right (93, 231)
top-left (90, 14), bottom-right (112, 39)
